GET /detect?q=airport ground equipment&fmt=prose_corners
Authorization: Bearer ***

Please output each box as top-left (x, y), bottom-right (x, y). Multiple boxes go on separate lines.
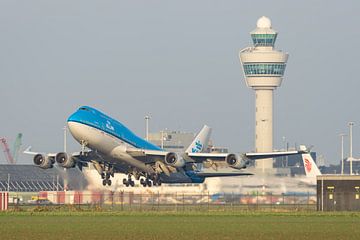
top-left (239, 16), bottom-right (289, 172)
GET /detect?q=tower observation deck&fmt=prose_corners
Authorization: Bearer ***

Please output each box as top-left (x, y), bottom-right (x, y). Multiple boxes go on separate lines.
top-left (239, 16), bottom-right (289, 172)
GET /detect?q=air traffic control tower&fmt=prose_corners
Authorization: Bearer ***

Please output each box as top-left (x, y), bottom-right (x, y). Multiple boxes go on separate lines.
top-left (239, 16), bottom-right (289, 172)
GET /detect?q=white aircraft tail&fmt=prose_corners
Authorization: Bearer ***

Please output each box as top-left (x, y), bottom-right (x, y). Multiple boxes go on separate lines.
top-left (185, 125), bottom-right (212, 153)
top-left (302, 153), bottom-right (321, 177)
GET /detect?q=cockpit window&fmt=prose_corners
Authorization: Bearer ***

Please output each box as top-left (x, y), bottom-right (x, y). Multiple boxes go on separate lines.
top-left (79, 107), bottom-right (90, 111)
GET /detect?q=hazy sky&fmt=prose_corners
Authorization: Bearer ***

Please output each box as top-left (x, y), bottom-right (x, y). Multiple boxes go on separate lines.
top-left (1, 0), bottom-right (359, 165)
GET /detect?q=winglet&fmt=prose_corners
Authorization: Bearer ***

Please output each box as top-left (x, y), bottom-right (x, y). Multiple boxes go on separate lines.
top-left (23, 146), bottom-right (32, 154)
top-left (299, 145), bottom-right (307, 152)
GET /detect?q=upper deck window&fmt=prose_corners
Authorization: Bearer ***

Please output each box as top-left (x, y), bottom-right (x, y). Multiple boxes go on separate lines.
top-left (79, 107), bottom-right (90, 111)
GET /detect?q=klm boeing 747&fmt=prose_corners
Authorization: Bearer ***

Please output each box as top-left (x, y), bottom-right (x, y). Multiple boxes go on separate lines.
top-left (25, 106), bottom-right (307, 187)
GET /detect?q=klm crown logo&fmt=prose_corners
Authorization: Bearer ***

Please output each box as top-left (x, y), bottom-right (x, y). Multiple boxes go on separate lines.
top-left (105, 120), bottom-right (115, 131)
top-left (191, 140), bottom-right (203, 153)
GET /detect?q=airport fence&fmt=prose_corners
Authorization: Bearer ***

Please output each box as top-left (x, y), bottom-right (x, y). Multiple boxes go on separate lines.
top-left (6, 191), bottom-right (317, 212)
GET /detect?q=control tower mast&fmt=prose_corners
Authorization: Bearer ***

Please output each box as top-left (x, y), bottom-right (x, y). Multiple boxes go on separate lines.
top-left (239, 16), bottom-right (289, 172)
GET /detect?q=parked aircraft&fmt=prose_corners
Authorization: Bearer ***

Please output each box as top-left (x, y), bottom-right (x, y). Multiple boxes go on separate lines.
top-left (25, 106), bottom-right (307, 187)
top-left (301, 153), bottom-right (322, 185)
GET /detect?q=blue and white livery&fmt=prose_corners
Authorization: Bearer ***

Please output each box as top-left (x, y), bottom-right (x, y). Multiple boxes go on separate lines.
top-left (25, 106), bottom-right (307, 187)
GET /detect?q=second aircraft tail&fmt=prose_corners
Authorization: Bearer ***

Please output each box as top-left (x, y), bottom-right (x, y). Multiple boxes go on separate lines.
top-left (301, 153), bottom-right (321, 177)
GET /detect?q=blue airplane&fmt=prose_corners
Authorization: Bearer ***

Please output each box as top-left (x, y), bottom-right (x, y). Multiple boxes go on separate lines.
top-left (25, 106), bottom-right (307, 187)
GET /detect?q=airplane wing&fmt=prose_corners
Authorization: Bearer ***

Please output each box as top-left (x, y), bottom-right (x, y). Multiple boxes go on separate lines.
top-left (185, 146), bottom-right (308, 170)
top-left (186, 146), bottom-right (308, 163)
top-left (23, 146), bottom-right (57, 157)
top-left (195, 172), bottom-right (253, 177)
top-left (24, 146), bottom-right (132, 175)
top-left (244, 150), bottom-right (305, 160)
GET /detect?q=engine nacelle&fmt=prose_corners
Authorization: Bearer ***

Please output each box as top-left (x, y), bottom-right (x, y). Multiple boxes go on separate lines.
top-left (33, 154), bottom-right (54, 169)
top-left (165, 152), bottom-right (185, 168)
top-left (225, 154), bottom-right (248, 169)
top-left (55, 152), bottom-right (76, 168)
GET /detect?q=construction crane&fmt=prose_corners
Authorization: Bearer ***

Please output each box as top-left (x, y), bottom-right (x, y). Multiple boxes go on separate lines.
top-left (0, 138), bottom-right (15, 164)
top-left (12, 133), bottom-right (22, 163)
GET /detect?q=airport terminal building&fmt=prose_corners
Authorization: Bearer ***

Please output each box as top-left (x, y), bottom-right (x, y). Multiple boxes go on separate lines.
top-left (0, 164), bottom-right (87, 192)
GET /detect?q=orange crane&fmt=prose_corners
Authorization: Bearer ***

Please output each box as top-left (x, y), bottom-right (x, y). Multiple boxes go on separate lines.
top-left (0, 138), bottom-right (15, 164)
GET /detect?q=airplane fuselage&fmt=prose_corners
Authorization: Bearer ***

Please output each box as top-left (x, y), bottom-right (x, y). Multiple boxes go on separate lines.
top-left (67, 106), bottom-right (204, 183)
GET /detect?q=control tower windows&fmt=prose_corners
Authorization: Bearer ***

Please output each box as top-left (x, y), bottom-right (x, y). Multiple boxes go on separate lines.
top-left (251, 34), bottom-right (277, 46)
top-left (243, 63), bottom-right (286, 76)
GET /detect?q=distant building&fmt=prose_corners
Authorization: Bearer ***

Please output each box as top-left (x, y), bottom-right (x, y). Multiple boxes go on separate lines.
top-left (0, 164), bottom-right (87, 192)
top-left (148, 130), bottom-right (195, 152)
top-left (317, 175), bottom-right (360, 211)
top-left (149, 129), bottom-right (219, 153)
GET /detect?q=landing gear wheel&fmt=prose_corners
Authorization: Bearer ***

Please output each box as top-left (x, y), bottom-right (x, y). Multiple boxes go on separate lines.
top-left (102, 179), bottom-right (107, 186)
top-left (123, 178), bottom-right (127, 185)
top-left (146, 180), bottom-right (152, 187)
top-left (107, 179), bottom-right (112, 186)
top-left (130, 180), bottom-right (135, 187)
top-left (140, 179), bottom-right (146, 187)
top-left (101, 173), bottom-right (105, 179)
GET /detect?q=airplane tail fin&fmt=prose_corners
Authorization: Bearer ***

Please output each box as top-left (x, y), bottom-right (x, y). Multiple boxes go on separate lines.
top-left (185, 125), bottom-right (212, 153)
top-left (302, 153), bottom-right (321, 177)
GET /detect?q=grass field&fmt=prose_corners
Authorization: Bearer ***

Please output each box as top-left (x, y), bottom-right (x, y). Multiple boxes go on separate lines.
top-left (1, 211), bottom-right (360, 240)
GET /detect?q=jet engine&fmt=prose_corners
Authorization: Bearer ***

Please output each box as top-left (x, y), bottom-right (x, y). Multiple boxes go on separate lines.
top-left (33, 154), bottom-right (54, 169)
top-left (165, 152), bottom-right (185, 168)
top-left (225, 154), bottom-right (248, 169)
top-left (55, 152), bottom-right (76, 168)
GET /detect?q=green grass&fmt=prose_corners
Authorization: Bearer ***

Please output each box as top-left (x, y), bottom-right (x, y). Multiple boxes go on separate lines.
top-left (1, 211), bottom-right (360, 240)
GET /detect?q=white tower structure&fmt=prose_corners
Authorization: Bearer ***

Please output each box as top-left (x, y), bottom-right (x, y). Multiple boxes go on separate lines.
top-left (239, 16), bottom-right (289, 172)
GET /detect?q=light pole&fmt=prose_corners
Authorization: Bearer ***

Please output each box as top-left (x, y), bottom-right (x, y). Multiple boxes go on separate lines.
top-left (161, 130), bottom-right (164, 149)
top-left (339, 133), bottom-right (347, 175)
top-left (145, 115), bottom-right (150, 141)
top-left (63, 126), bottom-right (67, 152)
top-left (7, 173), bottom-right (10, 192)
top-left (63, 126), bottom-right (68, 191)
top-left (282, 136), bottom-right (286, 167)
top-left (348, 122), bottom-right (355, 175)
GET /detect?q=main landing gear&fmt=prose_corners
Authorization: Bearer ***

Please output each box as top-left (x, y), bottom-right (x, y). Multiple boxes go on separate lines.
top-left (101, 165), bottom-right (114, 186)
top-left (123, 174), bottom-right (135, 187)
top-left (102, 172), bottom-right (113, 186)
top-left (123, 174), bottom-right (162, 188)
top-left (140, 178), bottom-right (152, 187)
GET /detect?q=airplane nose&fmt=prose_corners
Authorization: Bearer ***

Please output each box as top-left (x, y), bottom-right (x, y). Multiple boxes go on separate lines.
top-left (67, 112), bottom-right (78, 123)
top-left (67, 111), bottom-right (81, 135)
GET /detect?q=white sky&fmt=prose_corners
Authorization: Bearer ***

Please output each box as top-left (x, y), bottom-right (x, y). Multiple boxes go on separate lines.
top-left (1, 0), bottom-right (359, 165)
